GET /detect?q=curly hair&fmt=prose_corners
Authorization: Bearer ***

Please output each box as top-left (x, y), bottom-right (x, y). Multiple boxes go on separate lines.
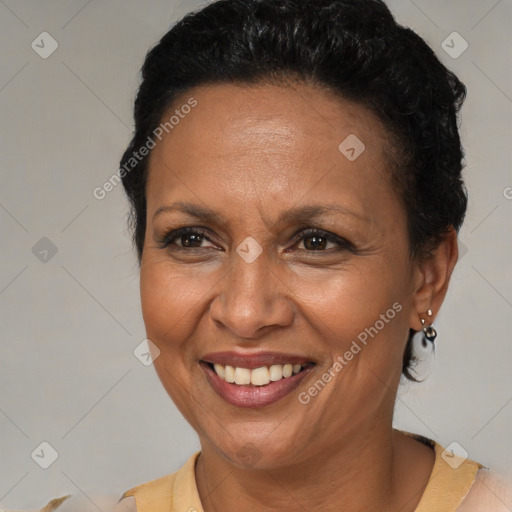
top-left (119, 0), bottom-right (468, 381)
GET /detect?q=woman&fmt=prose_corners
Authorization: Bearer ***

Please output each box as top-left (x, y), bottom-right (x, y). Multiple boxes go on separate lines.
top-left (116, 0), bottom-right (510, 510)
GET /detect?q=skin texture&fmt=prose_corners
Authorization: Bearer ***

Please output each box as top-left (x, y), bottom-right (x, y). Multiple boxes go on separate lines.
top-left (139, 82), bottom-right (459, 512)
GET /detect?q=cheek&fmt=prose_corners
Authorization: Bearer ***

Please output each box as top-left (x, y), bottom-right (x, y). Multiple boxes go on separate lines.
top-left (139, 261), bottom-right (207, 353)
top-left (301, 272), bottom-right (407, 408)
top-left (294, 260), bottom-right (410, 389)
top-left (139, 261), bottom-right (206, 418)
top-left (296, 265), bottom-right (404, 336)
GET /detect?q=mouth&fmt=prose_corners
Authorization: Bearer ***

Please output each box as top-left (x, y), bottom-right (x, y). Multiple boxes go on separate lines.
top-left (200, 351), bottom-right (315, 408)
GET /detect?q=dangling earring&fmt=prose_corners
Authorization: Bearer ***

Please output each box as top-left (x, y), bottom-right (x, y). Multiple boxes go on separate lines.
top-left (420, 309), bottom-right (437, 348)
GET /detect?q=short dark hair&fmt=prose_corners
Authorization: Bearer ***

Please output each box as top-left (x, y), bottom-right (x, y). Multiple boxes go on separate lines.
top-left (120, 0), bottom-right (468, 381)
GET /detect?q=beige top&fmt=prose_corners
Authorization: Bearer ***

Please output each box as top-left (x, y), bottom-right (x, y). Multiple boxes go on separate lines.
top-left (121, 432), bottom-right (483, 512)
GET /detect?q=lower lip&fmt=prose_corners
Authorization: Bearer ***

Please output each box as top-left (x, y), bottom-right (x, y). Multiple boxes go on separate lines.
top-left (200, 362), bottom-right (313, 408)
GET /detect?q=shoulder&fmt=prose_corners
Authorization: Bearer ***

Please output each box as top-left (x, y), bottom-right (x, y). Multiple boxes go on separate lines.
top-left (115, 472), bottom-right (177, 512)
top-left (120, 471), bottom-right (178, 498)
top-left (456, 468), bottom-right (512, 512)
top-left (115, 452), bottom-right (201, 512)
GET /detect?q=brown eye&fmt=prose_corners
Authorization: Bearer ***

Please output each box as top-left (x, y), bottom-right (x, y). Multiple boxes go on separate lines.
top-left (158, 227), bottom-right (215, 250)
top-left (179, 232), bottom-right (205, 248)
top-left (292, 229), bottom-right (353, 252)
top-left (302, 233), bottom-right (331, 251)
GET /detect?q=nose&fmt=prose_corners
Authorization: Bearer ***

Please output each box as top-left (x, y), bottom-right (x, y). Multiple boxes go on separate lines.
top-left (209, 244), bottom-right (294, 340)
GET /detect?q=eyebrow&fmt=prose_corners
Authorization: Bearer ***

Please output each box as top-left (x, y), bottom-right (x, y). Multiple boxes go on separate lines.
top-left (152, 201), bottom-right (368, 226)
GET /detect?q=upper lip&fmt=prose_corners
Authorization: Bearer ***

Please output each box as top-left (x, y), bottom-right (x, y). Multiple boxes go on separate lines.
top-left (201, 351), bottom-right (315, 369)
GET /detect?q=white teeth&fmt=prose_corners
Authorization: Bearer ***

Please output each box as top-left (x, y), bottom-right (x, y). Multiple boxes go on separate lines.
top-left (269, 364), bottom-right (283, 381)
top-left (224, 365), bottom-right (235, 383)
top-left (234, 367), bottom-right (251, 385)
top-left (251, 366), bottom-right (270, 386)
top-left (282, 364), bottom-right (293, 378)
top-left (214, 364), bottom-right (225, 379)
top-left (211, 362), bottom-right (305, 386)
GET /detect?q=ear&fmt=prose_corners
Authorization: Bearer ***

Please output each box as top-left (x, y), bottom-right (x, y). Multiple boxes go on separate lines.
top-left (409, 227), bottom-right (459, 331)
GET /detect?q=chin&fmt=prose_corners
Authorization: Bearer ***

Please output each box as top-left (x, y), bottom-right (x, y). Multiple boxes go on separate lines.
top-left (203, 424), bottom-right (308, 471)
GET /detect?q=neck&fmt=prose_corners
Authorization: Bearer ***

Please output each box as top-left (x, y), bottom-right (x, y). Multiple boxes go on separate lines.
top-left (195, 421), bottom-right (427, 512)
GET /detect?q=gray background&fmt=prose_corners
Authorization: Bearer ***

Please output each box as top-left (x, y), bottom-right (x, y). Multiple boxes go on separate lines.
top-left (0, 0), bottom-right (511, 509)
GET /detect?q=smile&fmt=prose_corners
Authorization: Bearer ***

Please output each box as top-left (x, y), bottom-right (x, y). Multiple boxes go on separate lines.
top-left (211, 363), bottom-right (304, 386)
top-left (200, 351), bottom-right (315, 408)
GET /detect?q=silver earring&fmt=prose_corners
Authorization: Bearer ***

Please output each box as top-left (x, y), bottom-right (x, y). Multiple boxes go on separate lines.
top-left (420, 309), bottom-right (437, 348)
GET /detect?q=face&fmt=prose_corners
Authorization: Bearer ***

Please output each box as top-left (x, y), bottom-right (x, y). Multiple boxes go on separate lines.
top-left (140, 81), bottom-right (420, 469)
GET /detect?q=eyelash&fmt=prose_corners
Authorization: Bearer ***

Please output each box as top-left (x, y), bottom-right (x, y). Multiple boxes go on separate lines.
top-left (157, 226), bottom-right (354, 253)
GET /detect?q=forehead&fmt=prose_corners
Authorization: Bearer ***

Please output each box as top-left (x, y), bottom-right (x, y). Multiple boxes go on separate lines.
top-left (152, 80), bottom-right (387, 158)
top-left (145, 81), bottom-right (397, 224)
